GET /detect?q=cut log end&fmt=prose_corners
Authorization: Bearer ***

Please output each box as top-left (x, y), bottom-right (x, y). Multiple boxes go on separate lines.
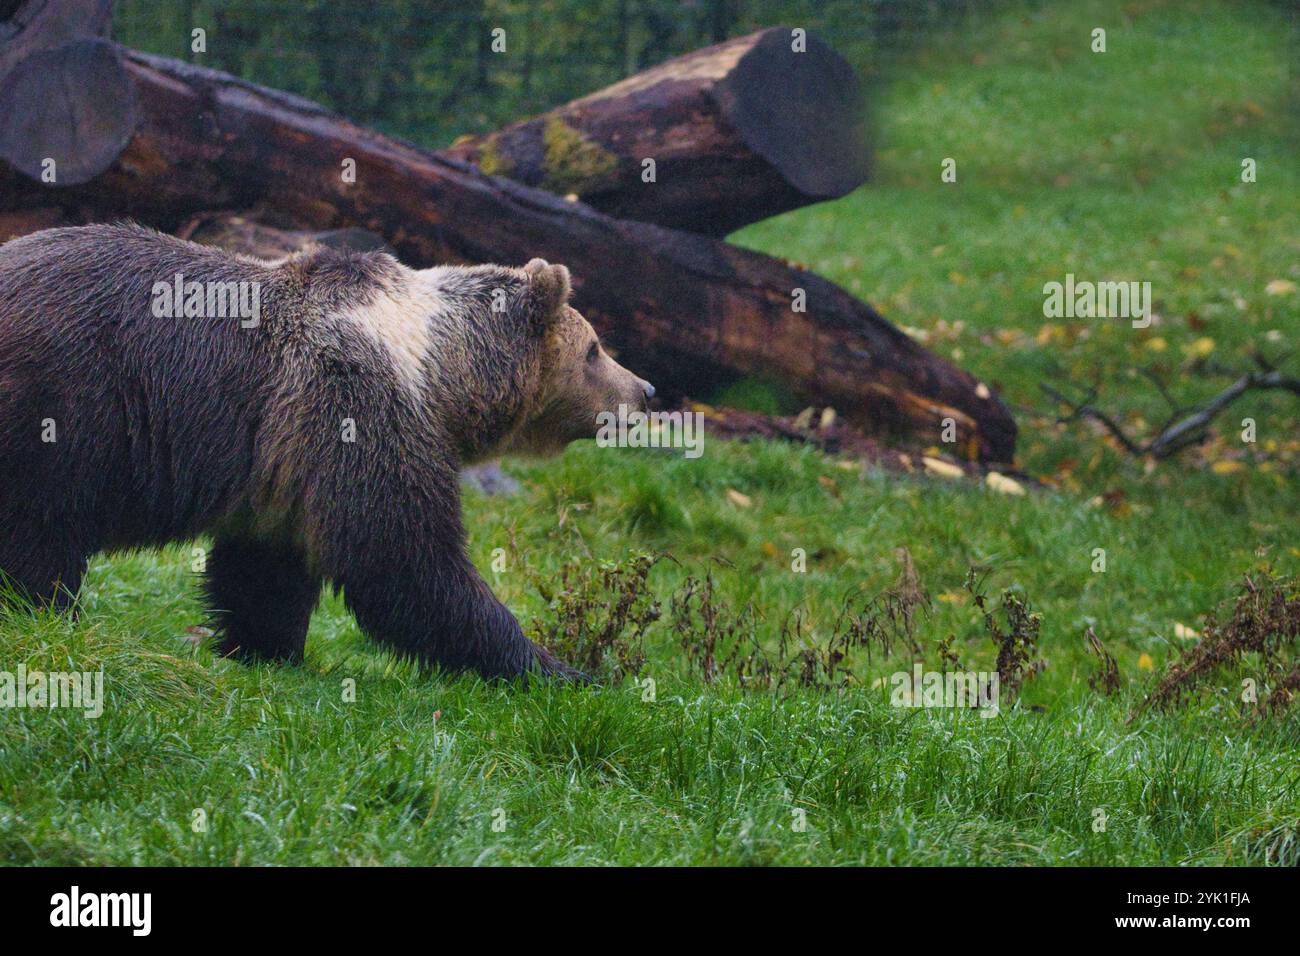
top-left (0, 38), bottom-right (136, 185)
top-left (711, 27), bottom-right (868, 200)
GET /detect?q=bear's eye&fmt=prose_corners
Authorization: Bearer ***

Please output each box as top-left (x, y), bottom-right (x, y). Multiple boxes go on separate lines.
top-left (586, 341), bottom-right (599, 364)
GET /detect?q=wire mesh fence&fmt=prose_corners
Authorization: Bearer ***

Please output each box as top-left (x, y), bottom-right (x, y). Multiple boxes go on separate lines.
top-left (113, 0), bottom-right (1015, 147)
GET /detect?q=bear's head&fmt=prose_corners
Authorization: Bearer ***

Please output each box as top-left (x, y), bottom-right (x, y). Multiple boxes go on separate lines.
top-left (496, 258), bottom-right (654, 458)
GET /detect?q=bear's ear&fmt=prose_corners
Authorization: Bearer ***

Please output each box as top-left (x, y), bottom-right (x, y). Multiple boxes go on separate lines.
top-left (522, 258), bottom-right (571, 325)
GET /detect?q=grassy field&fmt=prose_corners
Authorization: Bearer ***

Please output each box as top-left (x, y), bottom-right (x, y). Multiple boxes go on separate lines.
top-left (2, 0), bottom-right (1297, 865)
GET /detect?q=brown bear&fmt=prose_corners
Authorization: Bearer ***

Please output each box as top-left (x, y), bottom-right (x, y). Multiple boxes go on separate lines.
top-left (0, 223), bottom-right (653, 680)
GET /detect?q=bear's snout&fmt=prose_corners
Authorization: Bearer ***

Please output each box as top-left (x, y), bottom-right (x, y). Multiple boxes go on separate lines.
top-left (631, 376), bottom-right (654, 412)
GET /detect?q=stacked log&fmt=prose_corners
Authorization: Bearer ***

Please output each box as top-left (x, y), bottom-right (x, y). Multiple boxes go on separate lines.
top-left (0, 3), bottom-right (1016, 462)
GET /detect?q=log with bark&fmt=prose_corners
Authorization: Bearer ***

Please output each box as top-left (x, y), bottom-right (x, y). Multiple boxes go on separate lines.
top-left (0, 33), bottom-right (1015, 462)
top-left (176, 212), bottom-right (393, 259)
top-left (444, 26), bottom-right (869, 236)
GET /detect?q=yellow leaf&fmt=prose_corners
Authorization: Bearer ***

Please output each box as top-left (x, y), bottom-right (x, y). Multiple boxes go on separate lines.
top-left (726, 488), bottom-right (752, 508)
top-left (1138, 653), bottom-right (1154, 671)
top-left (937, 591), bottom-right (967, 605)
top-left (1265, 279), bottom-right (1297, 296)
top-left (985, 471), bottom-right (1026, 496)
top-left (1211, 460), bottom-right (1245, 474)
top-left (817, 474), bottom-right (840, 497)
top-left (922, 456), bottom-right (964, 479)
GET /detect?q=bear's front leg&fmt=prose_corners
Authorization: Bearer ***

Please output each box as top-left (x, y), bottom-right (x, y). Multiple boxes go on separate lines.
top-left (302, 436), bottom-right (577, 682)
top-left (340, 552), bottom-right (578, 682)
top-left (203, 537), bottom-right (321, 663)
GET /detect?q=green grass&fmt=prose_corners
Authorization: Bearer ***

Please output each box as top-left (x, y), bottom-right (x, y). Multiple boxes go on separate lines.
top-left (2, 0), bottom-right (1297, 865)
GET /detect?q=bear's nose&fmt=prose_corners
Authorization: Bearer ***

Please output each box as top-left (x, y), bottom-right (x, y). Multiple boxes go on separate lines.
top-left (641, 381), bottom-right (655, 401)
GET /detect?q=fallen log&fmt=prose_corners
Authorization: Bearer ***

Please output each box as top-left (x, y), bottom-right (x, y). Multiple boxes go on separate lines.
top-left (0, 46), bottom-right (1015, 461)
top-left (444, 27), bottom-right (868, 236)
top-left (176, 212), bottom-right (393, 259)
top-left (180, 216), bottom-right (1015, 479)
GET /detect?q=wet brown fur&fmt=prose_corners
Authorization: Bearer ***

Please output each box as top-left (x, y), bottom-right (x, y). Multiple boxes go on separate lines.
top-left (0, 224), bottom-right (651, 680)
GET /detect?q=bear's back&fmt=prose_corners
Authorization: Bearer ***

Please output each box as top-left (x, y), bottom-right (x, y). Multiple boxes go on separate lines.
top-left (0, 225), bottom-right (301, 544)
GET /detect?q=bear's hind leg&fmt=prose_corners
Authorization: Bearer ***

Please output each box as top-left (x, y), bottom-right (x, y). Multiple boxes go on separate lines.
top-left (203, 537), bottom-right (320, 663)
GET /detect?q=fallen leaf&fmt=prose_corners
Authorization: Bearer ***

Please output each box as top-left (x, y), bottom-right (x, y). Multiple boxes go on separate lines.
top-left (1265, 279), bottom-right (1297, 296)
top-left (181, 625), bottom-right (213, 644)
top-left (726, 488), bottom-right (753, 508)
top-left (985, 471), bottom-right (1026, 496)
top-left (922, 456), bottom-right (964, 479)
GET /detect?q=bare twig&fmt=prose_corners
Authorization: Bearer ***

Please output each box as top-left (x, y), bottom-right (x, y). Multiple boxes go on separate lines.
top-left (1148, 370), bottom-right (1296, 457)
top-left (1040, 382), bottom-right (1146, 455)
top-left (1041, 361), bottom-right (1299, 460)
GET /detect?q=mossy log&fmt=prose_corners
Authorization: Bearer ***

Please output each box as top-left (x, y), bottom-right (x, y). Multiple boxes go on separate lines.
top-left (444, 27), bottom-right (869, 236)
